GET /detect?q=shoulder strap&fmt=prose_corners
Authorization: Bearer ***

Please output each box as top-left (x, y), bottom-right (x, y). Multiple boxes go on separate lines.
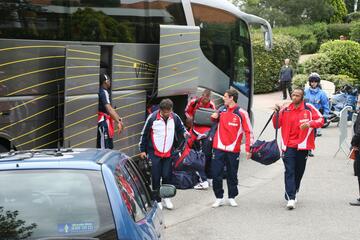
top-left (234, 106), bottom-right (243, 122)
top-left (257, 112), bottom-right (278, 140)
top-left (192, 98), bottom-right (199, 108)
top-left (304, 102), bottom-right (311, 111)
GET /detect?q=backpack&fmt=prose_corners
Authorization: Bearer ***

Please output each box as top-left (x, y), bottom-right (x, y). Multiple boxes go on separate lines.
top-left (207, 105), bottom-right (243, 141)
top-left (250, 112), bottom-right (280, 165)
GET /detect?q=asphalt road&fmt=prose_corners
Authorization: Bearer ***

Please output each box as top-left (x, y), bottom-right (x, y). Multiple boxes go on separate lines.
top-left (163, 92), bottom-right (360, 240)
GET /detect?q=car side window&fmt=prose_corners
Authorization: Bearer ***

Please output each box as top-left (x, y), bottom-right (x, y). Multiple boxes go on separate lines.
top-left (114, 165), bottom-right (146, 222)
top-left (124, 160), bottom-right (152, 211)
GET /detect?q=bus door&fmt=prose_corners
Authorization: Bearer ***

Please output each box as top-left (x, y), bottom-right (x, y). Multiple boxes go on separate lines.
top-left (63, 45), bottom-right (101, 148)
top-left (157, 25), bottom-right (201, 97)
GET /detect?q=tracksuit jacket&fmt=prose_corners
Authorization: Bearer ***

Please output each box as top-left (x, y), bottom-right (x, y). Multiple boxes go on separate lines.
top-left (273, 101), bottom-right (324, 151)
top-left (212, 104), bottom-right (254, 153)
top-left (139, 110), bottom-right (187, 158)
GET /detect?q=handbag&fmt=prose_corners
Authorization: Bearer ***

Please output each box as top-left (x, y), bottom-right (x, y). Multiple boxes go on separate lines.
top-left (250, 112), bottom-right (280, 165)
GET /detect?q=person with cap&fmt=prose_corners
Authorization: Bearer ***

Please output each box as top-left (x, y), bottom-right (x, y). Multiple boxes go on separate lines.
top-left (304, 72), bottom-right (330, 156)
top-left (97, 73), bottom-right (123, 149)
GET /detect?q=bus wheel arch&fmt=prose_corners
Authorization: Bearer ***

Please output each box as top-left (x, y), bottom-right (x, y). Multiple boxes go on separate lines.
top-left (0, 138), bottom-right (11, 152)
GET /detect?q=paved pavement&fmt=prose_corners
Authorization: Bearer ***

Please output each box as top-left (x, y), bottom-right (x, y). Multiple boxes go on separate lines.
top-left (163, 91), bottom-right (360, 240)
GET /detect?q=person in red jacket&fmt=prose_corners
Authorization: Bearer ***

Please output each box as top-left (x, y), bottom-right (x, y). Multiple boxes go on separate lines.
top-left (185, 89), bottom-right (216, 190)
top-left (210, 89), bottom-right (253, 208)
top-left (273, 88), bottom-right (324, 210)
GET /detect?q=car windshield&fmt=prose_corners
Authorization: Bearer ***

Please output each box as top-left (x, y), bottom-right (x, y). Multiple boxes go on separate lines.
top-left (0, 170), bottom-right (117, 239)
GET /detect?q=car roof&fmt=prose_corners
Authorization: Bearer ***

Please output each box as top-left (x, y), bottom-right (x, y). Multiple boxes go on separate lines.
top-left (0, 148), bottom-right (128, 171)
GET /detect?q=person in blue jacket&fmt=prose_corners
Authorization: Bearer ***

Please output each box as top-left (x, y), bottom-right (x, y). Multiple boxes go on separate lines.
top-left (304, 72), bottom-right (330, 156)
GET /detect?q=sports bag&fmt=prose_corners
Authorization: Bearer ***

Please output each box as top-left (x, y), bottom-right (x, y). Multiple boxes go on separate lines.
top-left (171, 170), bottom-right (198, 189)
top-left (250, 112), bottom-right (280, 165)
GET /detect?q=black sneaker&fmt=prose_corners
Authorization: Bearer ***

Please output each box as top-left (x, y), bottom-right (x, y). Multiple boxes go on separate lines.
top-left (349, 198), bottom-right (360, 206)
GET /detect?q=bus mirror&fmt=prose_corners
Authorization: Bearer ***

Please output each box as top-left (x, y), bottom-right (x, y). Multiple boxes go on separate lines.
top-left (261, 26), bottom-right (272, 51)
top-left (264, 32), bottom-right (271, 50)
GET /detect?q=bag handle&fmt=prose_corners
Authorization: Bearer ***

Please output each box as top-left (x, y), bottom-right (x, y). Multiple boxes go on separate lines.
top-left (257, 112), bottom-right (279, 141)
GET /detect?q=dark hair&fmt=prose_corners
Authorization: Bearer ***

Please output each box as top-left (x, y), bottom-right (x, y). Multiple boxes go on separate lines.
top-left (292, 87), bottom-right (304, 100)
top-left (225, 89), bottom-right (238, 102)
top-left (159, 98), bottom-right (173, 110)
top-left (202, 89), bottom-right (211, 97)
top-left (100, 73), bottom-right (110, 85)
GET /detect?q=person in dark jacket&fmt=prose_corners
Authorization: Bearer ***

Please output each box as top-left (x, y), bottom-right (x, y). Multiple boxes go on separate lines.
top-left (97, 73), bottom-right (123, 149)
top-left (139, 98), bottom-right (189, 210)
top-left (350, 112), bottom-right (360, 206)
top-left (279, 58), bottom-right (294, 100)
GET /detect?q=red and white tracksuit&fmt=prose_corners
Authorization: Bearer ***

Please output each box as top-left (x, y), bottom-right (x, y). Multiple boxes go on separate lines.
top-left (212, 104), bottom-right (254, 153)
top-left (273, 101), bottom-right (324, 151)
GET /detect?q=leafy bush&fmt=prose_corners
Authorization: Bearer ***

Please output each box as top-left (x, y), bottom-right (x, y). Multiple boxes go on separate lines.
top-left (292, 74), bottom-right (356, 89)
top-left (350, 21), bottom-right (360, 42)
top-left (345, 11), bottom-right (360, 23)
top-left (252, 34), bottom-right (301, 93)
top-left (312, 22), bottom-right (330, 43)
top-left (273, 23), bottom-right (329, 54)
top-left (319, 40), bottom-right (360, 79)
top-left (273, 25), bottom-right (317, 54)
top-left (302, 54), bottom-right (332, 75)
top-left (327, 23), bottom-right (352, 39)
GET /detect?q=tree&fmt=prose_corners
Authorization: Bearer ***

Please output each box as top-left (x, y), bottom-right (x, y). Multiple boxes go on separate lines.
top-left (0, 207), bottom-right (37, 239)
top-left (239, 0), bottom-right (344, 26)
top-left (327, 0), bottom-right (348, 23)
top-left (345, 0), bottom-right (359, 13)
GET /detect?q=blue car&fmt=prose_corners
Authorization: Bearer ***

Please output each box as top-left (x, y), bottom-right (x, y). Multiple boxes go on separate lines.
top-left (0, 148), bottom-right (176, 239)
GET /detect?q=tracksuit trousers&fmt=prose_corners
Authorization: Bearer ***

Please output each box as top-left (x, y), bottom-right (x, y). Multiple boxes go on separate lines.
top-left (212, 149), bottom-right (240, 199)
top-left (283, 147), bottom-right (309, 200)
top-left (148, 152), bottom-right (172, 202)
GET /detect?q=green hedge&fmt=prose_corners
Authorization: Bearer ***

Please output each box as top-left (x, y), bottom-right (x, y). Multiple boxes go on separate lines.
top-left (327, 23), bottom-right (352, 39)
top-left (293, 74), bottom-right (356, 89)
top-left (273, 24), bottom-right (326, 54)
top-left (252, 34), bottom-right (301, 94)
top-left (345, 11), bottom-right (360, 23)
top-left (350, 21), bottom-right (360, 42)
top-left (319, 40), bottom-right (360, 79)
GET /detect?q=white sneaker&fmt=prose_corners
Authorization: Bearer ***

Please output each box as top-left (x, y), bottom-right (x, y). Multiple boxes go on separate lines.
top-left (157, 202), bottom-right (163, 210)
top-left (212, 198), bottom-right (225, 208)
top-left (207, 179), bottom-right (213, 187)
top-left (163, 198), bottom-right (174, 210)
top-left (228, 198), bottom-right (238, 207)
top-left (194, 181), bottom-right (209, 190)
top-left (286, 200), bottom-right (296, 210)
top-left (295, 196), bottom-right (298, 203)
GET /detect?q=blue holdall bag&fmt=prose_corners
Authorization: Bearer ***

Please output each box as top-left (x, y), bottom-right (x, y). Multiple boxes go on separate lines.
top-left (251, 112), bottom-right (280, 165)
top-left (171, 170), bottom-right (199, 189)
